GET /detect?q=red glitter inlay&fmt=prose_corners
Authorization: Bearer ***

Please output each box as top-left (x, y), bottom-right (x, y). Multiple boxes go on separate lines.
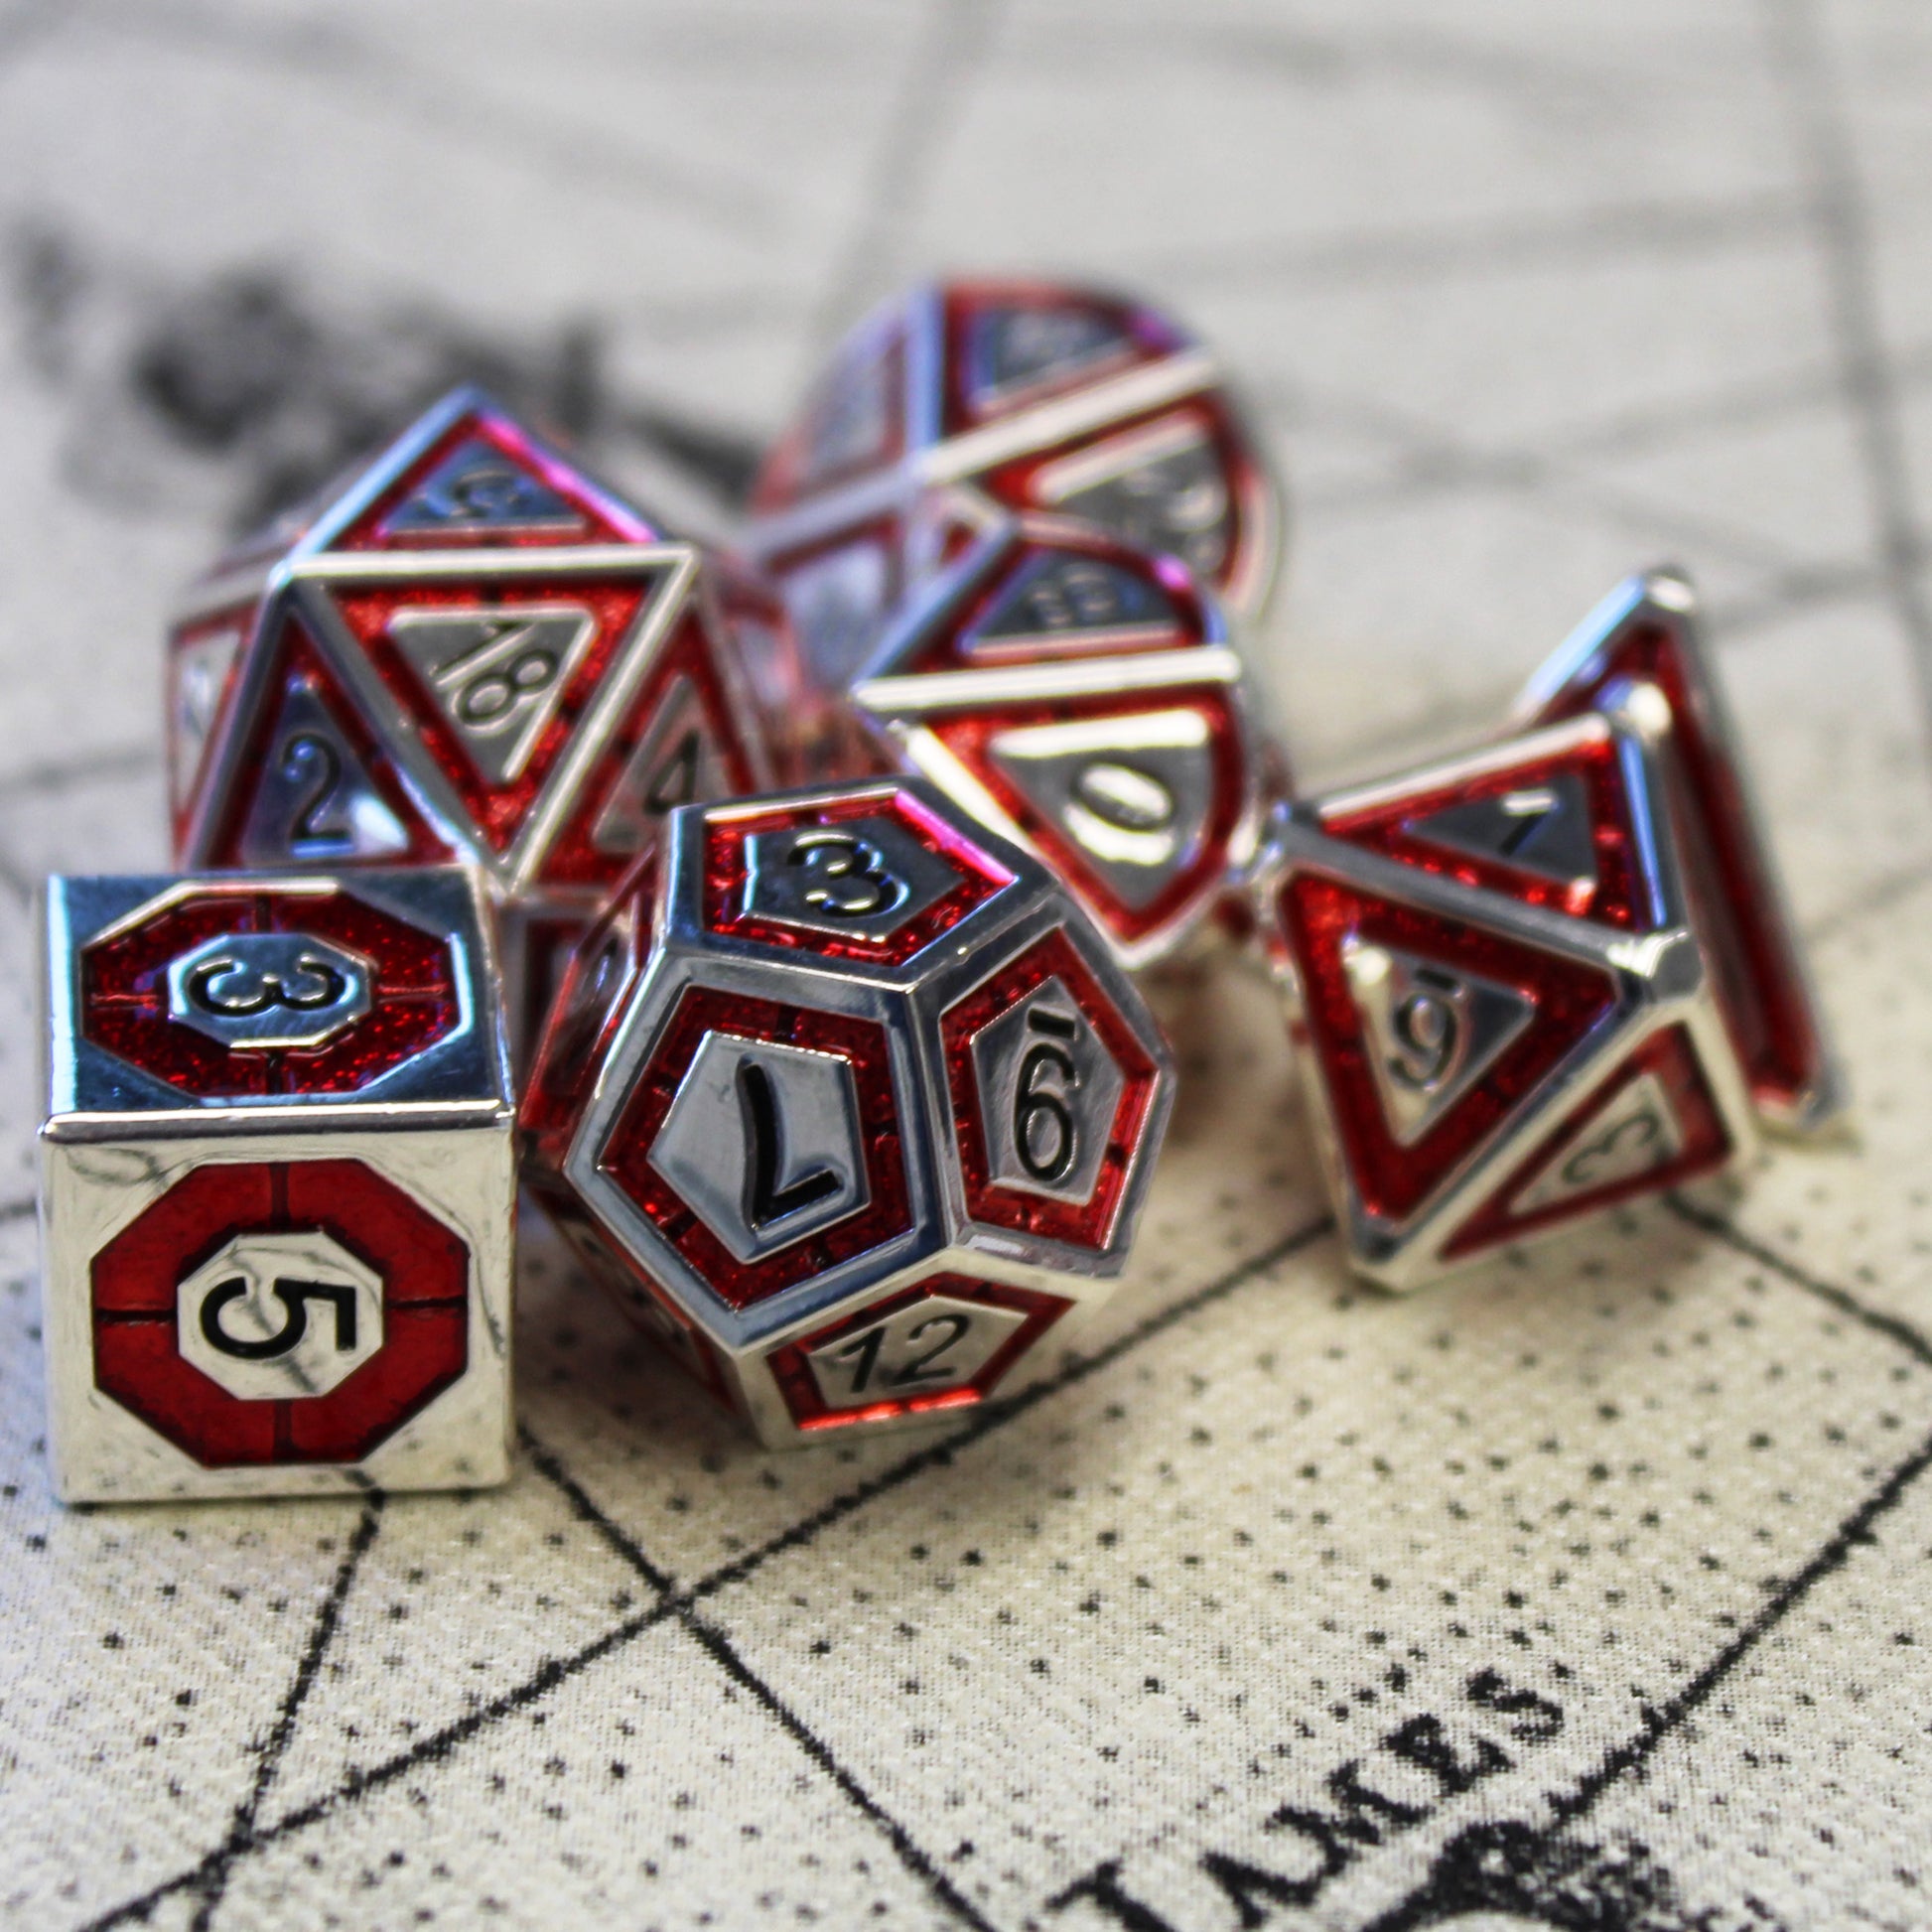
top-left (939, 280), bottom-right (1184, 435)
top-left (330, 407), bottom-right (651, 551)
top-left (539, 609), bottom-right (759, 889)
top-left (765, 1273), bottom-right (1071, 1432)
top-left (929, 688), bottom-right (1248, 949)
top-left (80, 885), bottom-right (459, 1100)
top-left (520, 852), bottom-right (660, 1165)
top-left (90, 1159), bottom-right (469, 1467)
top-left (941, 926), bottom-right (1162, 1251)
top-left (1527, 611), bottom-right (1829, 1122)
top-left (1443, 1026), bottom-right (1733, 1260)
top-left (1319, 723), bottom-right (1652, 931)
top-left (891, 522), bottom-right (1207, 680)
top-left (596, 987), bottom-right (912, 1311)
top-left (1278, 871), bottom-right (1620, 1225)
top-left (702, 786), bottom-right (1014, 967)
top-left (974, 397), bottom-right (1266, 607)
top-left (324, 572), bottom-right (662, 856)
top-left (200, 612), bottom-right (450, 872)
top-left (167, 604), bottom-right (255, 857)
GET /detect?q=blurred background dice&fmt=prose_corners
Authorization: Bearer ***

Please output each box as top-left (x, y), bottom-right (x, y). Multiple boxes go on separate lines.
top-left (39, 867), bottom-right (515, 1501)
top-left (521, 777), bottom-right (1173, 1447)
top-left (165, 386), bottom-right (790, 1061)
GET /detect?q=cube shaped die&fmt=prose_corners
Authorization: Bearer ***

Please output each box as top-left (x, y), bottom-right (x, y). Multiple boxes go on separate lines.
top-left (39, 867), bottom-right (516, 1502)
top-left (521, 778), bottom-right (1176, 1447)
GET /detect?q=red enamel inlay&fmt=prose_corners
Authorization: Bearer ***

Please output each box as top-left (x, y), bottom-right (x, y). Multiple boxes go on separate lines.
top-left (596, 987), bottom-right (912, 1311)
top-left (1279, 872), bottom-right (1620, 1225)
top-left (1319, 723), bottom-right (1652, 931)
top-left (80, 884), bottom-right (460, 1100)
top-left (1443, 1026), bottom-right (1733, 1260)
top-left (200, 612), bottom-right (451, 872)
top-left (539, 608), bottom-right (760, 889)
top-left (765, 1274), bottom-right (1071, 1432)
top-left (702, 786), bottom-right (1014, 966)
top-left (90, 1159), bottom-right (469, 1467)
top-left (329, 406), bottom-right (652, 551)
top-left (929, 688), bottom-right (1248, 950)
top-left (941, 926), bottom-right (1162, 1251)
top-left (1526, 609), bottom-right (1830, 1122)
top-left (323, 573), bottom-right (658, 856)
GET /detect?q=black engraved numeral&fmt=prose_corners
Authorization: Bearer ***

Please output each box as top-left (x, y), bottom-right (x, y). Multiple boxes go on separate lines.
top-left (1014, 1008), bottom-right (1079, 1184)
top-left (1560, 1106), bottom-right (1664, 1189)
top-left (643, 729), bottom-right (702, 814)
top-left (1496, 787), bottom-right (1561, 858)
top-left (433, 619), bottom-right (564, 728)
top-left (200, 1277), bottom-right (358, 1361)
top-left (832, 1311), bottom-right (974, 1395)
top-left (737, 1058), bottom-right (841, 1232)
top-left (1387, 973), bottom-right (1462, 1092)
top-left (281, 732), bottom-right (345, 851)
top-left (186, 952), bottom-right (349, 1020)
top-left (785, 830), bottom-right (905, 919)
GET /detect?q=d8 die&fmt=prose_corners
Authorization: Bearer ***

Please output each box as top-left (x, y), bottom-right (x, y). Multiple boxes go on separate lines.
top-left (521, 777), bottom-right (1174, 1446)
top-left (39, 868), bottom-right (515, 1502)
top-left (746, 277), bottom-right (1281, 731)
top-left (1515, 569), bottom-right (1845, 1134)
top-left (165, 386), bottom-right (778, 1056)
top-left (847, 515), bottom-right (1275, 967)
top-left (1256, 707), bottom-right (1757, 1290)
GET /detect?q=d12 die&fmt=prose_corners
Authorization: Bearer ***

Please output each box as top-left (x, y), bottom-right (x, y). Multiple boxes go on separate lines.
top-left (39, 868), bottom-right (516, 1502)
top-left (1257, 709), bottom-right (1757, 1290)
top-left (845, 516), bottom-right (1274, 968)
top-left (746, 277), bottom-right (1281, 720)
top-left (1515, 569), bottom-right (1845, 1134)
top-left (521, 777), bottom-right (1173, 1447)
top-left (165, 386), bottom-right (778, 1053)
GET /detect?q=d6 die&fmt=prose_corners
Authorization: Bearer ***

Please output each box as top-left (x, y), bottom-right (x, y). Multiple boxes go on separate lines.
top-left (1515, 570), bottom-right (1845, 1134)
top-left (522, 778), bottom-right (1174, 1446)
top-left (1256, 707), bottom-right (1757, 1290)
top-left (746, 277), bottom-right (1281, 724)
top-left (848, 515), bottom-right (1275, 967)
top-left (39, 868), bottom-right (515, 1502)
top-left (165, 386), bottom-right (778, 1054)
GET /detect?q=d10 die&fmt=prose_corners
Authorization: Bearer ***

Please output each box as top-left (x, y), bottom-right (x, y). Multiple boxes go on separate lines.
top-left (165, 386), bottom-right (778, 1053)
top-left (1515, 569), bottom-right (1845, 1134)
top-left (39, 868), bottom-right (515, 1502)
top-left (521, 777), bottom-right (1173, 1446)
top-left (746, 276), bottom-right (1281, 723)
top-left (1257, 709), bottom-right (1757, 1290)
top-left (845, 516), bottom-right (1274, 967)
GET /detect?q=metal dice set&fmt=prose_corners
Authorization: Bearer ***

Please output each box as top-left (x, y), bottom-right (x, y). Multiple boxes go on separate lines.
top-left (37, 277), bottom-right (1840, 1505)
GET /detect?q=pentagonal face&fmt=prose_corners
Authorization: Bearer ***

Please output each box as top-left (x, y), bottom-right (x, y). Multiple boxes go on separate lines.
top-left (942, 926), bottom-right (1164, 1253)
top-left (176, 1229), bottom-right (385, 1402)
top-left (90, 1160), bottom-right (469, 1467)
top-left (699, 786), bottom-right (1017, 969)
top-left (591, 986), bottom-right (915, 1314)
top-left (79, 882), bottom-right (460, 1101)
top-left (763, 1274), bottom-right (1073, 1434)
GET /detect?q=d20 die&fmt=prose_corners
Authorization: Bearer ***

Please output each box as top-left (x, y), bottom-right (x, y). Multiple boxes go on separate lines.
top-left (39, 868), bottom-right (515, 1502)
top-left (165, 386), bottom-right (779, 1057)
top-left (521, 777), bottom-right (1173, 1447)
top-left (1515, 569), bottom-right (1845, 1134)
top-left (746, 277), bottom-right (1281, 718)
top-left (1256, 711), bottom-right (1757, 1290)
top-left (846, 517), bottom-right (1273, 968)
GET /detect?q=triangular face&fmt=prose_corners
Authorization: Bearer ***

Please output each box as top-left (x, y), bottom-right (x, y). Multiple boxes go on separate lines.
top-left (1319, 725), bottom-right (1649, 929)
top-left (1278, 873), bottom-right (1621, 1226)
top-left (542, 614), bottom-right (761, 890)
top-left (927, 694), bottom-right (1244, 950)
top-left (167, 612), bottom-right (248, 829)
top-left (962, 549), bottom-right (1185, 660)
top-left (326, 406), bottom-right (645, 552)
top-left (205, 615), bottom-right (446, 870)
top-left (1442, 1027), bottom-right (1735, 1261)
top-left (1519, 577), bottom-right (1840, 1128)
top-left (961, 302), bottom-right (1137, 413)
top-left (319, 567), bottom-right (673, 860)
top-left (1340, 935), bottom-right (1535, 1145)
